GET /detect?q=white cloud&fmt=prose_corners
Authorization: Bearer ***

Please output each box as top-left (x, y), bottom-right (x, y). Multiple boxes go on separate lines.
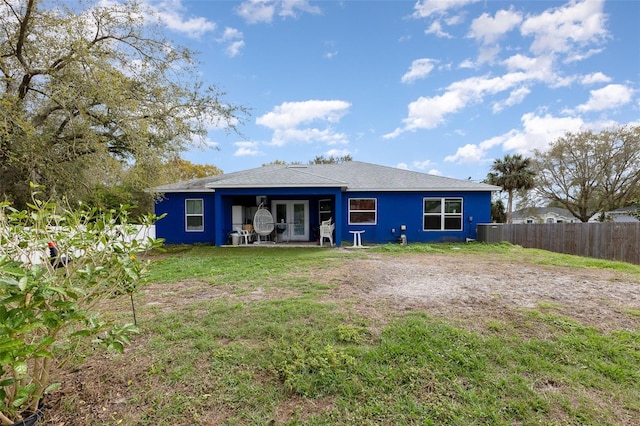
top-left (385, 72), bottom-right (531, 137)
top-left (444, 112), bottom-right (594, 165)
top-left (233, 141), bottom-right (263, 156)
top-left (576, 84), bottom-right (634, 112)
top-left (444, 143), bottom-right (488, 164)
top-left (396, 162), bottom-right (441, 175)
top-left (384, 95), bottom-right (460, 137)
top-left (325, 148), bottom-right (351, 157)
top-left (270, 128), bottom-right (348, 147)
top-left (279, 0), bottom-right (321, 18)
top-left (445, 15), bottom-right (464, 26)
top-left (503, 54), bottom-right (538, 72)
top-left (219, 27), bottom-right (242, 41)
top-left (468, 8), bottom-right (522, 45)
top-left (236, 0), bottom-right (320, 24)
top-left (502, 113), bottom-right (586, 153)
top-left (226, 40), bottom-right (245, 57)
top-left (401, 58), bottom-right (436, 83)
top-left (443, 131), bottom-right (517, 165)
top-left (492, 86), bottom-right (531, 113)
top-left (458, 59), bottom-right (475, 69)
top-left (564, 47), bottom-right (604, 63)
top-left (257, 100), bottom-right (351, 129)
top-left (424, 21), bottom-right (452, 38)
top-left (580, 72), bottom-right (611, 85)
top-left (388, 38), bottom-right (608, 137)
top-left (413, 160), bottom-right (435, 170)
top-left (256, 100), bottom-right (351, 147)
top-left (472, 113), bottom-right (623, 162)
top-left (412, 0), bottom-right (479, 19)
top-left (217, 27), bottom-right (245, 57)
top-left (142, 0), bottom-right (215, 38)
top-left (520, 0), bottom-right (608, 56)
top-left (235, 0), bottom-right (276, 24)
top-left (480, 132), bottom-right (517, 150)
top-left (502, 54), bottom-right (556, 83)
top-left (476, 45), bottom-right (502, 65)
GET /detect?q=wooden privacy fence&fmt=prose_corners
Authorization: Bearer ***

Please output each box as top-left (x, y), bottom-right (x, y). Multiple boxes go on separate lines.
top-left (477, 223), bottom-right (640, 265)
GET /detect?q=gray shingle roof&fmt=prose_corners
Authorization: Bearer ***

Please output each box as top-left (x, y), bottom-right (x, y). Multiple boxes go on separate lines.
top-left (152, 161), bottom-right (501, 193)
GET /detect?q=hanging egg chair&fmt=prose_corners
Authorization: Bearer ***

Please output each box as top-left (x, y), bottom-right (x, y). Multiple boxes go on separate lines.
top-left (253, 203), bottom-right (275, 243)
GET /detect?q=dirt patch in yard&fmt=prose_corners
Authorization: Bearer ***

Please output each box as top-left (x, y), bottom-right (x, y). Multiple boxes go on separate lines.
top-left (324, 252), bottom-right (640, 333)
top-left (46, 251), bottom-right (640, 425)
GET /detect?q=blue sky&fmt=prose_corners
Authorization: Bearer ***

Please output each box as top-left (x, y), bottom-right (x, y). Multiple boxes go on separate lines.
top-left (142, 0), bottom-right (639, 181)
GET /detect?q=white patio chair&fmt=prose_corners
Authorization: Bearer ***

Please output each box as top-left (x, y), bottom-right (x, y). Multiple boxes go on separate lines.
top-left (235, 227), bottom-right (252, 245)
top-left (319, 218), bottom-right (335, 246)
top-left (253, 203), bottom-right (275, 244)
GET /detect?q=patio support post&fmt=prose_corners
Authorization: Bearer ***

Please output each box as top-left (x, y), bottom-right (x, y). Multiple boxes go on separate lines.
top-left (334, 190), bottom-right (343, 247)
top-left (213, 191), bottom-right (224, 246)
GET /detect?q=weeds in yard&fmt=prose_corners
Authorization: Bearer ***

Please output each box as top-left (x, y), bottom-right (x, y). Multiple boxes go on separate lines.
top-left (53, 245), bottom-right (640, 425)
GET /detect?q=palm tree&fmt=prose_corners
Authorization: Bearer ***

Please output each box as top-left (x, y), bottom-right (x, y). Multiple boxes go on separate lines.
top-left (485, 154), bottom-right (536, 223)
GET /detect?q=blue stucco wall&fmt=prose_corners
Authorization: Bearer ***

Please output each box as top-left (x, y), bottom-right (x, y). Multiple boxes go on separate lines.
top-left (154, 188), bottom-right (493, 246)
top-left (155, 192), bottom-right (216, 244)
top-left (340, 191), bottom-right (492, 244)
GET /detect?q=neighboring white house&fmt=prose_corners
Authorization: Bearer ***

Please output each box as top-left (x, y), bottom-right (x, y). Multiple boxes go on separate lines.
top-left (512, 207), bottom-right (580, 224)
top-left (589, 205), bottom-right (640, 223)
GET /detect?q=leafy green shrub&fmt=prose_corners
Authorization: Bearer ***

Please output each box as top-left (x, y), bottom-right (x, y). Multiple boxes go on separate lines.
top-left (0, 187), bottom-right (163, 424)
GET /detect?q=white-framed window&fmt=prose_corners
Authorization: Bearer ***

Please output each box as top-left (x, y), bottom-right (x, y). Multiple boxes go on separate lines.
top-left (185, 199), bottom-right (204, 232)
top-left (349, 198), bottom-right (377, 225)
top-left (423, 198), bottom-right (463, 231)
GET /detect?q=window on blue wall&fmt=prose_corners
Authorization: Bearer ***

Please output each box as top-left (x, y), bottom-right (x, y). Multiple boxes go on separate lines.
top-left (185, 199), bottom-right (204, 232)
top-left (349, 198), bottom-right (377, 224)
top-left (423, 198), bottom-right (462, 231)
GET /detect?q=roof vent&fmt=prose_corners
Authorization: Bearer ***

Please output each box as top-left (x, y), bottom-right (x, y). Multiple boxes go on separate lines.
top-left (287, 164), bottom-right (308, 169)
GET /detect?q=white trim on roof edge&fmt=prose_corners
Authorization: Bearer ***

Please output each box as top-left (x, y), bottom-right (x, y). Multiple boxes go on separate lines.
top-left (204, 183), bottom-right (347, 189)
top-left (153, 189), bottom-right (216, 194)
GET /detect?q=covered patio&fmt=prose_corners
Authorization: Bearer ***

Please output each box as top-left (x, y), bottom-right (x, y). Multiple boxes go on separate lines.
top-left (218, 189), bottom-right (343, 246)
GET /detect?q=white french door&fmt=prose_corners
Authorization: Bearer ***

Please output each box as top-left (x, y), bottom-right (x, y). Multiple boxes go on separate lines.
top-left (271, 200), bottom-right (309, 241)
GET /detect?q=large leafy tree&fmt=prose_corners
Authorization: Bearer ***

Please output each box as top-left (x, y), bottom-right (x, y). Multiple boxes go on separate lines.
top-left (0, 0), bottom-right (245, 208)
top-left (532, 126), bottom-right (640, 222)
top-left (83, 158), bottom-right (222, 218)
top-left (158, 157), bottom-right (223, 184)
top-left (485, 154), bottom-right (536, 223)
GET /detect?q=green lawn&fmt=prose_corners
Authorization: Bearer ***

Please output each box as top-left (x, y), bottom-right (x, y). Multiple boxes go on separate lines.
top-left (56, 244), bottom-right (640, 425)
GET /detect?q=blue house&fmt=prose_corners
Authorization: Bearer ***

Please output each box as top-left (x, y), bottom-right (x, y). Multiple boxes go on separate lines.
top-left (153, 161), bottom-right (500, 246)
